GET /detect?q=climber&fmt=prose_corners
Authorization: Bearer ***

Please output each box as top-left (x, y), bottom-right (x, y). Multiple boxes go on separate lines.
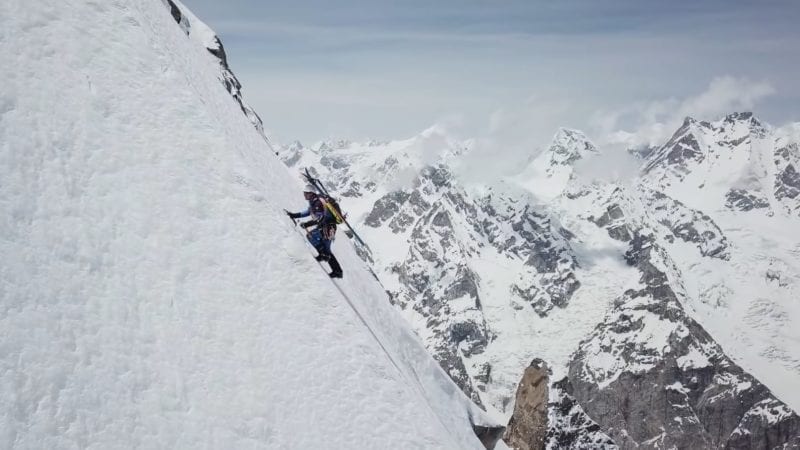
top-left (286, 185), bottom-right (344, 279)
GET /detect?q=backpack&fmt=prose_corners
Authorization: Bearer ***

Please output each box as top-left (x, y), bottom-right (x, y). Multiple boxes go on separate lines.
top-left (320, 195), bottom-right (345, 225)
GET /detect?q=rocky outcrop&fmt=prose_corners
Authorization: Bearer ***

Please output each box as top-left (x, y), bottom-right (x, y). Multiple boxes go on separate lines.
top-left (504, 361), bottom-right (616, 450)
top-left (478, 193), bottom-right (580, 316)
top-left (365, 191), bottom-right (411, 228)
top-left (726, 188), bottom-right (770, 211)
top-left (642, 117), bottom-right (705, 179)
top-left (504, 359), bottom-right (551, 450)
top-left (162, 0), bottom-right (267, 140)
top-left (646, 189), bottom-right (730, 259)
top-left (395, 201), bottom-right (490, 406)
top-left (774, 141), bottom-right (800, 216)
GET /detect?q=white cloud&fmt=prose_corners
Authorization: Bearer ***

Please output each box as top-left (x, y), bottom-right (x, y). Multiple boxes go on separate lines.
top-left (453, 94), bottom-right (588, 183)
top-left (452, 76), bottom-right (778, 186)
top-left (591, 76), bottom-right (776, 148)
top-left (571, 141), bottom-right (642, 185)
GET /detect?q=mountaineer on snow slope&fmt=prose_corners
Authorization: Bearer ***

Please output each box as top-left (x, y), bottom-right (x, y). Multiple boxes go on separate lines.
top-left (286, 184), bottom-right (344, 278)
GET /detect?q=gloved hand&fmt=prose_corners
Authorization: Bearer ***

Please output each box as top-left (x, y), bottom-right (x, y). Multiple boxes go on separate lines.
top-left (284, 209), bottom-right (299, 223)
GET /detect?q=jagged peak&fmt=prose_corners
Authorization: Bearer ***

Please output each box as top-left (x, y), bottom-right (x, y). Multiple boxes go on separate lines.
top-left (645, 111), bottom-right (768, 167)
top-left (676, 113), bottom-right (765, 135)
top-left (546, 127), bottom-right (599, 166)
top-left (723, 111), bottom-right (767, 135)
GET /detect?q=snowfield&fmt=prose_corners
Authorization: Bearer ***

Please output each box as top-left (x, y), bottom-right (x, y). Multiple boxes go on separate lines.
top-left (0, 1), bottom-right (494, 448)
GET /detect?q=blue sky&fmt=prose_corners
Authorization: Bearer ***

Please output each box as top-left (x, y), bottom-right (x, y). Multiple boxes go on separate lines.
top-left (181, 0), bottom-right (800, 145)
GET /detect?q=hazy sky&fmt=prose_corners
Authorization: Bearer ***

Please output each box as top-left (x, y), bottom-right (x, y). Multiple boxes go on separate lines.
top-left (181, 0), bottom-right (800, 146)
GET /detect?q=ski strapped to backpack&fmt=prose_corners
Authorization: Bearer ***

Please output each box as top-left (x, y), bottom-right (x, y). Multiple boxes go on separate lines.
top-left (302, 168), bottom-right (369, 248)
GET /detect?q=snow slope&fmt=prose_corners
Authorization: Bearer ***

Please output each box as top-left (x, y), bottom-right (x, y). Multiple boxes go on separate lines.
top-left (0, 1), bottom-right (493, 448)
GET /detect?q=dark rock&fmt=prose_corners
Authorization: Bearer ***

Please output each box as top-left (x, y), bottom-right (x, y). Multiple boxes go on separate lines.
top-left (648, 190), bottom-right (730, 260)
top-left (567, 237), bottom-right (800, 449)
top-left (777, 164), bottom-right (800, 200)
top-left (591, 204), bottom-right (633, 242)
top-left (504, 359), bottom-right (551, 450)
top-left (434, 344), bottom-right (484, 408)
top-left (725, 189), bottom-right (770, 211)
top-left (473, 424), bottom-right (506, 450)
top-left (164, 0), bottom-right (182, 24)
top-left (364, 191), bottom-right (410, 227)
top-left (475, 362), bottom-right (493, 385)
top-left (449, 320), bottom-right (488, 357)
top-left (725, 398), bottom-right (800, 449)
top-left (546, 377), bottom-right (617, 449)
top-left (320, 154), bottom-right (348, 170)
top-left (642, 119), bottom-right (703, 176)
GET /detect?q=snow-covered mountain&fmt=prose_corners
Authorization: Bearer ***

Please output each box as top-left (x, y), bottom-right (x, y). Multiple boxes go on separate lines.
top-left (0, 1), bottom-right (500, 448)
top-left (280, 113), bottom-right (800, 448)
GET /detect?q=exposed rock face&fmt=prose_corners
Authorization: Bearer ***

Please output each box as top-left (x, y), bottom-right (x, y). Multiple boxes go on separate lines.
top-left (567, 226), bottom-right (800, 449)
top-left (494, 202), bottom-right (580, 316)
top-left (646, 189), bottom-right (730, 259)
top-left (351, 162), bottom-right (580, 407)
top-left (643, 112), bottom-right (768, 190)
top-left (774, 141), bottom-right (800, 216)
top-left (545, 378), bottom-right (616, 449)
top-left (504, 359), bottom-right (551, 450)
top-left (726, 188), bottom-right (770, 211)
top-left (473, 425), bottom-right (506, 450)
top-left (365, 191), bottom-right (411, 228)
top-left (396, 199), bottom-right (490, 405)
top-left (642, 117), bottom-right (704, 179)
top-left (504, 361), bottom-right (617, 450)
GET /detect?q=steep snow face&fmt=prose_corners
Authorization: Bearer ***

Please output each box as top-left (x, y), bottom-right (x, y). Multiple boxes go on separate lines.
top-left (0, 1), bottom-right (493, 448)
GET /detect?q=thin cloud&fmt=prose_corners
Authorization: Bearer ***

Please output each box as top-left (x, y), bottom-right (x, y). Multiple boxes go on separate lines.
top-left (180, 0), bottom-right (800, 145)
top-left (592, 76), bottom-right (777, 148)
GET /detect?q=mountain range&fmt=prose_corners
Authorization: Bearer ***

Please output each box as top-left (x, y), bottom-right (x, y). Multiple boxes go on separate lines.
top-left (280, 111), bottom-right (800, 448)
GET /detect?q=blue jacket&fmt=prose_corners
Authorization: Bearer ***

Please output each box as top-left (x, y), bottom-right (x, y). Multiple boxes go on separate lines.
top-left (291, 197), bottom-right (337, 227)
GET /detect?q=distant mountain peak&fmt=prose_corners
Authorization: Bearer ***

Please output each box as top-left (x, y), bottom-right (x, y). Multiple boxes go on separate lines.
top-left (546, 128), bottom-right (599, 166)
top-left (642, 111), bottom-right (769, 182)
top-left (315, 139), bottom-right (353, 153)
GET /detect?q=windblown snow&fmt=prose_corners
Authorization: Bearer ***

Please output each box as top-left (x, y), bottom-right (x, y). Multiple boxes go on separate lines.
top-left (0, 1), bottom-right (494, 448)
